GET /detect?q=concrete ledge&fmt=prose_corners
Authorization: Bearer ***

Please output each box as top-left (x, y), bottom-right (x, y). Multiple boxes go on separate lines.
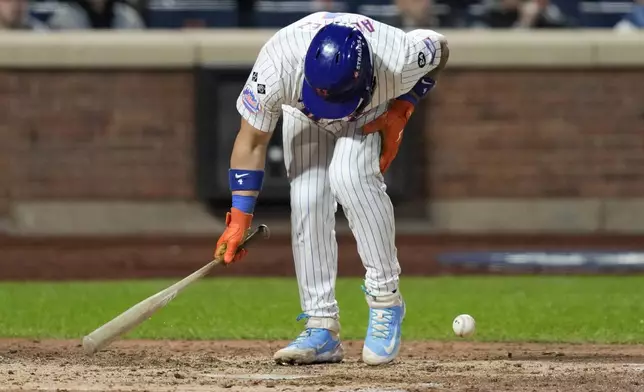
top-left (594, 34), bottom-right (644, 66)
top-left (0, 32), bottom-right (195, 68)
top-left (428, 199), bottom-right (603, 233)
top-left (604, 199), bottom-right (644, 233)
top-left (6, 198), bottom-right (644, 235)
top-left (445, 30), bottom-right (595, 67)
top-left (9, 201), bottom-right (223, 235)
top-left (0, 30), bottom-right (642, 68)
top-left (193, 30), bottom-right (270, 67)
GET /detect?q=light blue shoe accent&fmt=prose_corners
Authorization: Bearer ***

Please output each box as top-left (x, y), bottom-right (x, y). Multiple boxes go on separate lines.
top-left (273, 314), bottom-right (344, 365)
top-left (362, 286), bottom-right (405, 365)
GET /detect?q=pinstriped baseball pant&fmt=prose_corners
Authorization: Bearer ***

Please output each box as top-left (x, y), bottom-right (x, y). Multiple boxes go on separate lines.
top-left (281, 106), bottom-right (401, 319)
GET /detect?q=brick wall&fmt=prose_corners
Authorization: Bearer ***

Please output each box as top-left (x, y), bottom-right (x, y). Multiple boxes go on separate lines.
top-left (428, 70), bottom-right (644, 199)
top-left (0, 126), bottom-right (8, 220)
top-left (1, 68), bottom-right (644, 222)
top-left (0, 71), bottom-right (195, 202)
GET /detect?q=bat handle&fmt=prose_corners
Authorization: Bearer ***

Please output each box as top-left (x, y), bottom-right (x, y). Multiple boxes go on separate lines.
top-left (215, 224), bottom-right (271, 263)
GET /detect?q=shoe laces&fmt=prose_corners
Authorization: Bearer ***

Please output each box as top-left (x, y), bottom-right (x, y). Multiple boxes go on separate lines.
top-left (291, 313), bottom-right (322, 345)
top-left (369, 308), bottom-right (394, 339)
top-left (293, 329), bottom-right (313, 344)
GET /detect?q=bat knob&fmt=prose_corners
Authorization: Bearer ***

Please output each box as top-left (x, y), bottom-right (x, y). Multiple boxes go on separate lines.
top-left (258, 224), bottom-right (271, 239)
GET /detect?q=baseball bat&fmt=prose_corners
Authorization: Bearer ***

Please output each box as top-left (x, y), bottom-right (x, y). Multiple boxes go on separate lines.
top-left (81, 224), bottom-right (271, 355)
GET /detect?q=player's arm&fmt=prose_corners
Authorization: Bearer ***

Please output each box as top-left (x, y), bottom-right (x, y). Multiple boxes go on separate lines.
top-left (229, 118), bottom-right (272, 196)
top-left (216, 120), bottom-right (276, 264)
top-left (364, 31), bottom-right (449, 174)
top-left (215, 41), bottom-right (283, 263)
top-left (397, 31), bottom-right (449, 106)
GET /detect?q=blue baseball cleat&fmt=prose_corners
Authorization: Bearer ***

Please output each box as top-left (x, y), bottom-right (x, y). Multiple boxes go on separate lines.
top-left (362, 287), bottom-right (406, 366)
top-left (273, 314), bottom-right (344, 365)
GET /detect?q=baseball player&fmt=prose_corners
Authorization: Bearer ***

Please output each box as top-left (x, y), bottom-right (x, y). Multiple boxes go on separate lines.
top-left (215, 11), bottom-right (449, 366)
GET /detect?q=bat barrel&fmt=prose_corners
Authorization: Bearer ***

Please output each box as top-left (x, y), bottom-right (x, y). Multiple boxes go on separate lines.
top-left (80, 224), bottom-right (270, 355)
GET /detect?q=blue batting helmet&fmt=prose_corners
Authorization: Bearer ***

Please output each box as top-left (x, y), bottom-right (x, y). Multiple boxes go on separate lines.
top-left (302, 23), bottom-right (374, 120)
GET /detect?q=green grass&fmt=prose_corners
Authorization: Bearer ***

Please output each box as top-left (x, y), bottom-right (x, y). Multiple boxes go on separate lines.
top-left (1, 277), bottom-right (644, 343)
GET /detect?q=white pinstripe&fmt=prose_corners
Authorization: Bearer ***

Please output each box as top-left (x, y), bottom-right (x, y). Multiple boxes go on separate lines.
top-left (236, 12), bottom-right (446, 317)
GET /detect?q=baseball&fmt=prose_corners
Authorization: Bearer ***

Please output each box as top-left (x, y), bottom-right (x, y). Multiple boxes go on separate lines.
top-left (452, 314), bottom-right (476, 337)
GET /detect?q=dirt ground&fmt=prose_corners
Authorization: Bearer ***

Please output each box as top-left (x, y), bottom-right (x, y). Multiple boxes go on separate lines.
top-left (1, 339), bottom-right (643, 392)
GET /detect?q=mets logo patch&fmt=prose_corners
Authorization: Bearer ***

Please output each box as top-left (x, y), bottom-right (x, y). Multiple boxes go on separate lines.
top-left (242, 84), bottom-right (261, 113)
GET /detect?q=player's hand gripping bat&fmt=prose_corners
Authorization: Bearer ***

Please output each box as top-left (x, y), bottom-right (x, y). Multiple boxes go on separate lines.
top-left (81, 224), bottom-right (271, 355)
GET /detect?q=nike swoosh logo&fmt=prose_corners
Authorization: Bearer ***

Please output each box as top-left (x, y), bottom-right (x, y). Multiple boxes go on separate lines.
top-left (420, 79), bottom-right (433, 85)
top-left (234, 173), bottom-right (249, 179)
top-left (383, 324), bottom-right (398, 355)
top-left (316, 340), bottom-right (329, 351)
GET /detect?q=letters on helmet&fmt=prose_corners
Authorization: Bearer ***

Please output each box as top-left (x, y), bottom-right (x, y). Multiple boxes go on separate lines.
top-left (355, 36), bottom-right (363, 71)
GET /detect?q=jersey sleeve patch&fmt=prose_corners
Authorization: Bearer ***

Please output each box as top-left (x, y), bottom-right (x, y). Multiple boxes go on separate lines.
top-left (241, 84), bottom-right (261, 114)
top-left (418, 52), bottom-right (427, 68)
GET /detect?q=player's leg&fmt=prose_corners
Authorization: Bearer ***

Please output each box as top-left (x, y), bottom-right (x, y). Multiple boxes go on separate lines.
top-left (328, 123), bottom-right (405, 366)
top-left (273, 107), bottom-right (344, 365)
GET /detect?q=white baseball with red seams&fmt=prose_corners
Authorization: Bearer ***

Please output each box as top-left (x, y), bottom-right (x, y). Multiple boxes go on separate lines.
top-left (453, 314), bottom-right (476, 337)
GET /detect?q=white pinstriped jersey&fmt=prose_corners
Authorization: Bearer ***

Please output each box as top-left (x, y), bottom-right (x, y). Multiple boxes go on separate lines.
top-left (236, 11), bottom-right (445, 134)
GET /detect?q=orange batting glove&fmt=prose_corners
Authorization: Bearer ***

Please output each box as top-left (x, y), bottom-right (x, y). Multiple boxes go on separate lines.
top-left (215, 207), bottom-right (253, 264)
top-left (363, 99), bottom-right (415, 174)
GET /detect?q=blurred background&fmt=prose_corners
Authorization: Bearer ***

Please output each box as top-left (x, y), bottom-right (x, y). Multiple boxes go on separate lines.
top-left (1, 0), bottom-right (643, 281)
top-left (3, 0), bottom-right (643, 30)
